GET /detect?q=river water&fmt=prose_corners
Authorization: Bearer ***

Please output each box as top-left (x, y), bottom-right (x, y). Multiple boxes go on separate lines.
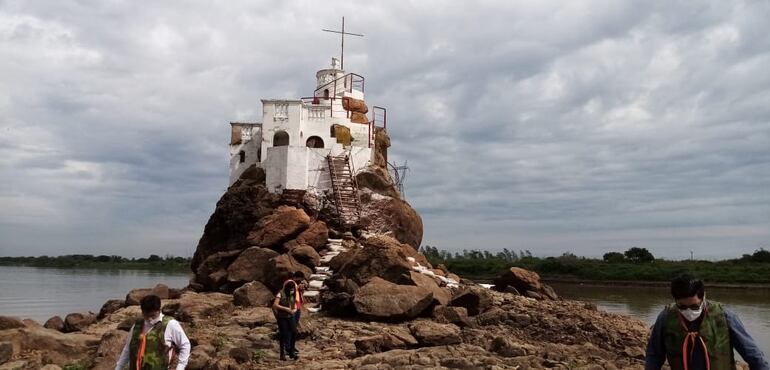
top-left (550, 282), bottom-right (770, 360)
top-left (0, 266), bottom-right (190, 322)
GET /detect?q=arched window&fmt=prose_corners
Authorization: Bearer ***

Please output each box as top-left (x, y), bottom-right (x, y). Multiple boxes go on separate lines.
top-left (306, 136), bottom-right (324, 148)
top-left (273, 131), bottom-right (289, 147)
top-left (238, 150), bottom-right (245, 163)
top-left (323, 89), bottom-right (330, 99)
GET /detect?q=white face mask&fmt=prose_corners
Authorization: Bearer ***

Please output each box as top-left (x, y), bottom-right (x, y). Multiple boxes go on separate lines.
top-left (678, 296), bottom-right (706, 322)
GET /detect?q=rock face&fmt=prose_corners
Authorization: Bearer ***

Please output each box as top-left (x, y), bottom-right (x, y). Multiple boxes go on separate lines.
top-left (493, 267), bottom-right (559, 300)
top-left (359, 189), bottom-right (423, 250)
top-left (191, 180), bottom-right (276, 272)
top-left (225, 247), bottom-right (279, 286)
top-left (288, 244), bottom-right (321, 269)
top-left (294, 221), bottom-right (329, 251)
top-left (353, 277), bottom-right (434, 321)
top-left (0, 316), bottom-right (25, 330)
top-left (450, 286), bottom-right (493, 316)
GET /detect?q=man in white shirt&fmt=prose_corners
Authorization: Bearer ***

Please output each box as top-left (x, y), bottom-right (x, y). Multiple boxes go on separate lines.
top-left (115, 294), bottom-right (191, 370)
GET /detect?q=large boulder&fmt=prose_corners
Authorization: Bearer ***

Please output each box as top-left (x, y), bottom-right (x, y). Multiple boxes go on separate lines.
top-left (432, 306), bottom-right (471, 328)
top-left (226, 247), bottom-right (279, 285)
top-left (295, 221), bottom-right (329, 251)
top-left (194, 250), bottom-right (243, 291)
top-left (246, 206), bottom-right (311, 249)
top-left (125, 284), bottom-right (175, 306)
top-left (493, 267), bottom-right (558, 300)
top-left (320, 291), bottom-right (357, 317)
top-left (90, 330), bottom-right (127, 370)
top-left (330, 235), bottom-right (421, 287)
top-left (191, 182), bottom-right (276, 272)
top-left (97, 299), bottom-right (125, 320)
top-left (356, 166), bottom-right (399, 198)
top-left (289, 244), bottom-right (321, 269)
top-left (43, 316), bottom-right (65, 332)
top-left (406, 271), bottom-right (451, 306)
top-left (0, 316), bottom-right (24, 330)
top-left (359, 190), bottom-right (423, 250)
top-left (0, 322), bottom-right (98, 366)
top-left (409, 321), bottom-right (462, 347)
top-left (63, 312), bottom-right (97, 333)
top-left (232, 281), bottom-right (274, 308)
top-left (353, 277), bottom-right (434, 321)
top-left (269, 254), bottom-right (312, 290)
top-left (450, 286), bottom-right (493, 316)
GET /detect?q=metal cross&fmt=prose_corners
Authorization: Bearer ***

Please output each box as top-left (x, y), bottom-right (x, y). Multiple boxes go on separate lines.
top-left (322, 17), bottom-right (363, 71)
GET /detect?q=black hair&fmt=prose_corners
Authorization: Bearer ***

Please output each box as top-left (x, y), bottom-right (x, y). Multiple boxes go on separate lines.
top-left (670, 273), bottom-right (705, 300)
top-left (283, 282), bottom-right (296, 296)
top-left (140, 294), bottom-right (162, 313)
top-left (293, 271), bottom-right (305, 279)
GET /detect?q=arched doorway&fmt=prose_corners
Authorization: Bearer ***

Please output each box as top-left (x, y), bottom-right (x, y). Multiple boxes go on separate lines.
top-left (306, 136), bottom-right (324, 148)
top-left (273, 131), bottom-right (289, 147)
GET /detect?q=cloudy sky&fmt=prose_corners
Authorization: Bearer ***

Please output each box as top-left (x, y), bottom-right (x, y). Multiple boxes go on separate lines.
top-left (1, 1), bottom-right (768, 260)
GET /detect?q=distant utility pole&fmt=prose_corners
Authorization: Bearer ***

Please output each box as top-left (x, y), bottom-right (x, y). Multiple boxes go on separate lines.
top-left (322, 16), bottom-right (364, 70)
top-left (690, 250), bottom-right (694, 261)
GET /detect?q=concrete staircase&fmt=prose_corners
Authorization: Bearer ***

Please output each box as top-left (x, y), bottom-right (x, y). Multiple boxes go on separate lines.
top-left (303, 238), bottom-right (349, 309)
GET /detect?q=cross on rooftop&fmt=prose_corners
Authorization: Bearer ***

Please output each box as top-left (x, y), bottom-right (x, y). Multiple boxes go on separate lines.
top-left (322, 16), bottom-right (363, 71)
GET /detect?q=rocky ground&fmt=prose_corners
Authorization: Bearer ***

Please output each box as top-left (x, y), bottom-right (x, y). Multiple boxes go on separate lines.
top-left (1, 284), bottom-right (659, 370)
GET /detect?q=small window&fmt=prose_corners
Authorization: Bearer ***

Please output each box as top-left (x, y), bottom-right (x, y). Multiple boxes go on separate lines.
top-left (273, 131), bottom-right (289, 147)
top-left (306, 136), bottom-right (324, 148)
top-left (238, 151), bottom-right (245, 163)
top-left (323, 89), bottom-right (330, 99)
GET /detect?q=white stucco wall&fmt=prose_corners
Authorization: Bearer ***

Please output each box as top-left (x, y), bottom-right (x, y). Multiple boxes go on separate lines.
top-left (228, 124), bottom-right (262, 185)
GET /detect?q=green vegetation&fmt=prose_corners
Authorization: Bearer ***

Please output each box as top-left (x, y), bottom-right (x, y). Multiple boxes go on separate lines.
top-left (420, 246), bottom-right (770, 284)
top-left (0, 254), bottom-right (191, 272)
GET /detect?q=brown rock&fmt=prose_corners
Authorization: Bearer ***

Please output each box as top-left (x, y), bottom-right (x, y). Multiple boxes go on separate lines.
top-left (187, 346), bottom-right (212, 370)
top-left (226, 247), bottom-right (279, 285)
top-left (0, 341), bottom-right (12, 364)
top-left (409, 321), bottom-right (462, 347)
top-left (358, 191), bottom-right (423, 250)
top-left (493, 267), bottom-right (543, 293)
top-left (246, 206), bottom-right (311, 248)
top-left (432, 306), bottom-right (471, 327)
top-left (191, 182), bottom-right (276, 272)
top-left (475, 307), bottom-right (510, 326)
top-left (342, 96), bottom-right (369, 114)
top-left (229, 347), bottom-right (251, 363)
top-left (372, 127), bottom-right (390, 168)
top-left (63, 312), bottom-right (97, 333)
top-left (350, 111), bottom-right (368, 123)
top-left (0, 322), bottom-right (98, 365)
top-left (269, 254), bottom-right (312, 291)
top-left (353, 277), bottom-right (434, 321)
top-left (406, 271), bottom-right (451, 306)
top-left (171, 292), bottom-right (234, 325)
top-left (450, 286), bottom-right (493, 316)
top-left (125, 284), bottom-right (173, 305)
top-left (90, 330), bottom-right (127, 370)
top-left (295, 221), bottom-right (329, 251)
top-left (355, 332), bottom-right (414, 355)
top-left (331, 235), bottom-right (419, 287)
top-left (320, 291), bottom-right (356, 317)
top-left (490, 337), bottom-right (532, 357)
top-left (232, 281), bottom-right (274, 308)
top-left (233, 307), bottom-right (274, 328)
top-left (356, 166), bottom-right (399, 198)
top-left (0, 316), bottom-right (24, 330)
top-left (98, 299), bottom-right (125, 320)
top-left (194, 249), bottom-right (242, 291)
top-left (289, 244), bottom-right (321, 269)
top-left (43, 316), bottom-right (64, 332)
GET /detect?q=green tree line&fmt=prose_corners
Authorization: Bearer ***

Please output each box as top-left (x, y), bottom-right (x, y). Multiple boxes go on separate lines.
top-left (419, 246), bottom-right (770, 284)
top-left (0, 254), bottom-right (191, 272)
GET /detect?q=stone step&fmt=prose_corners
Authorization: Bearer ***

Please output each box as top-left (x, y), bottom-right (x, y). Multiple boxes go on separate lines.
top-left (308, 280), bottom-right (325, 289)
top-left (304, 291), bottom-right (321, 303)
top-left (309, 274), bottom-right (329, 281)
top-left (315, 267), bottom-right (330, 273)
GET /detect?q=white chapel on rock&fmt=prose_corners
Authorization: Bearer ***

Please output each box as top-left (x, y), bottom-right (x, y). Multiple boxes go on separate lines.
top-left (227, 58), bottom-right (387, 225)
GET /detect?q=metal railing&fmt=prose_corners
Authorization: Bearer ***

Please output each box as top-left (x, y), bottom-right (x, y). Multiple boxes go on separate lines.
top-left (371, 106), bottom-right (387, 129)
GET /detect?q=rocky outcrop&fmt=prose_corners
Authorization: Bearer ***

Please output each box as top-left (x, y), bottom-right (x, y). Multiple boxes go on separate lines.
top-left (450, 285), bottom-right (493, 316)
top-left (191, 181), bottom-right (276, 272)
top-left (125, 284), bottom-right (180, 306)
top-left (97, 299), bottom-right (125, 320)
top-left (43, 316), bottom-right (65, 332)
top-left (493, 267), bottom-right (559, 300)
top-left (409, 321), bottom-right (462, 347)
top-left (352, 277), bottom-right (434, 321)
top-left (0, 316), bottom-right (25, 330)
top-left (359, 189), bottom-right (423, 250)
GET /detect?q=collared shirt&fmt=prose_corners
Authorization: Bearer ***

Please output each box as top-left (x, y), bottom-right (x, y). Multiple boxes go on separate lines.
top-left (115, 313), bottom-right (191, 370)
top-left (645, 307), bottom-right (769, 370)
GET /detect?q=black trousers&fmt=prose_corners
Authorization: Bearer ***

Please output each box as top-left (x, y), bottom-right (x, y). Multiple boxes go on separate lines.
top-left (276, 315), bottom-right (297, 357)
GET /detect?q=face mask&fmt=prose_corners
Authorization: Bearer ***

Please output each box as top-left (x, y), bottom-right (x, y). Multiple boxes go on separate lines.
top-left (678, 297), bottom-right (705, 322)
